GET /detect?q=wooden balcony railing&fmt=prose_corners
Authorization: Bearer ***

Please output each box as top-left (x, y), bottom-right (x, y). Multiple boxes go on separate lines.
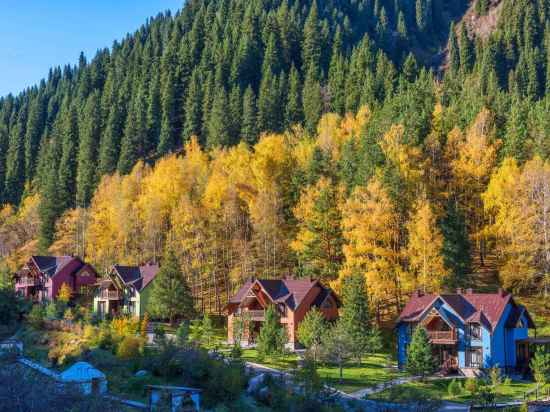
top-left (99, 289), bottom-right (121, 300)
top-left (17, 277), bottom-right (38, 287)
top-left (236, 309), bottom-right (265, 320)
top-left (428, 329), bottom-right (457, 342)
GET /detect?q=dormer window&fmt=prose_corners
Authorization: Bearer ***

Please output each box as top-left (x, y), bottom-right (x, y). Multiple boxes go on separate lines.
top-left (468, 323), bottom-right (481, 340)
top-left (321, 298), bottom-right (333, 309)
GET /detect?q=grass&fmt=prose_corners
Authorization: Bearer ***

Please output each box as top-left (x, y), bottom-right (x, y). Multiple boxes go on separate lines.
top-left (241, 348), bottom-right (403, 394)
top-left (317, 353), bottom-right (404, 394)
top-left (369, 378), bottom-right (543, 404)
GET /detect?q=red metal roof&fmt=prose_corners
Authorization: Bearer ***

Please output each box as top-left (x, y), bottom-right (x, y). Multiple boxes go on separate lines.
top-left (398, 290), bottom-right (519, 331)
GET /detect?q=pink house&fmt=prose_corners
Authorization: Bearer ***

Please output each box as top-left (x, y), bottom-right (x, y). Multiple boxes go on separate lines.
top-left (15, 256), bottom-right (98, 302)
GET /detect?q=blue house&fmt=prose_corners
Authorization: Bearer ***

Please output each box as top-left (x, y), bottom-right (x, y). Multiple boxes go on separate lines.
top-left (396, 288), bottom-right (536, 373)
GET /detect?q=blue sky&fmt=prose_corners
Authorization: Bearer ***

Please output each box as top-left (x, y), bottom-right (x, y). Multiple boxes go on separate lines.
top-left (0, 1), bottom-right (183, 96)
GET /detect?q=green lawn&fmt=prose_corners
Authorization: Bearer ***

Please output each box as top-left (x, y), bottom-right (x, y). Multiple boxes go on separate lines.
top-left (241, 348), bottom-right (403, 394)
top-left (369, 378), bottom-right (542, 404)
top-left (317, 354), bottom-right (404, 394)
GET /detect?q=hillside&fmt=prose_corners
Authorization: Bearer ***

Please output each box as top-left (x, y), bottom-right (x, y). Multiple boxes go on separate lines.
top-left (0, 0), bottom-right (549, 316)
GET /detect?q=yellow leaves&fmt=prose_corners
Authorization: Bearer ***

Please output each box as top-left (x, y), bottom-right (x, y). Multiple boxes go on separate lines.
top-left (482, 156), bottom-right (550, 291)
top-left (58, 282), bottom-right (72, 303)
top-left (451, 109), bottom-right (498, 184)
top-left (49, 208), bottom-right (87, 257)
top-left (381, 124), bottom-right (423, 185)
top-left (339, 177), bottom-right (401, 304)
top-left (405, 197), bottom-right (447, 293)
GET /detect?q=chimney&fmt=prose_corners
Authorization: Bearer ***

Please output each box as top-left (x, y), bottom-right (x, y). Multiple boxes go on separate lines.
top-left (466, 288), bottom-right (473, 294)
top-left (498, 288), bottom-right (507, 297)
top-left (413, 290), bottom-right (423, 298)
top-left (456, 288), bottom-right (463, 295)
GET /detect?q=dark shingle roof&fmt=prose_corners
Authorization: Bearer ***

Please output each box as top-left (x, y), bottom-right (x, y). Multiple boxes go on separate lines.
top-left (31, 256), bottom-right (80, 278)
top-left (229, 278), bottom-right (333, 311)
top-left (113, 263), bottom-right (159, 292)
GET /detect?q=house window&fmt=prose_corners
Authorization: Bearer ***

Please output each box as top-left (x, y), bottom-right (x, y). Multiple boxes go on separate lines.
top-left (321, 298), bottom-right (333, 309)
top-left (128, 301), bottom-right (136, 315)
top-left (467, 348), bottom-right (483, 368)
top-left (468, 323), bottom-right (481, 340)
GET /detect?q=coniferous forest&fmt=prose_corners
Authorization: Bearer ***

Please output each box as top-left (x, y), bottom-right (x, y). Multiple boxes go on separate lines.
top-left (1, 0), bottom-right (550, 317)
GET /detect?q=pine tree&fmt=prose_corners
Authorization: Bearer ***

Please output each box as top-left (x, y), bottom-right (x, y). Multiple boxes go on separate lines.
top-left (57, 102), bottom-right (79, 211)
top-left (157, 70), bottom-right (177, 155)
top-left (118, 86), bottom-right (147, 174)
top-left (76, 91), bottom-right (101, 206)
top-left (147, 71), bottom-right (162, 152)
top-left (448, 22), bottom-right (460, 74)
top-left (148, 248), bottom-right (194, 325)
top-left (302, 67), bottom-right (323, 135)
top-left (24, 93), bottom-right (46, 182)
top-left (183, 69), bottom-right (203, 141)
top-left (38, 138), bottom-right (62, 251)
top-left (406, 326), bottom-right (436, 378)
top-left (4, 104), bottom-right (27, 205)
top-left (285, 65), bottom-right (303, 127)
top-left (459, 26), bottom-right (475, 73)
top-left (206, 87), bottom-right (231, 147)
top-left (98, 94), bottom-right (123, 176)
top-left (241, 85), bottom-right (258, 146)
top-left (440, 199), bottom-right (472, 288)
top-left (257, 305), bottom-right (287, 358)
top-left (302, 0), bottom-right (321, 75)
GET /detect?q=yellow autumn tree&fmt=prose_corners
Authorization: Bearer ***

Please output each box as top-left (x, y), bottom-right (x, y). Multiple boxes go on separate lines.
top-left (483, 157), bottom-right (550, 292)
top-left (405, 197), bottom-right (448, 293)
top-left (451, 109), bottom-right (498, 258)
top-left (58, 282), bottom-right (72, 303)
top-left (291, 177), bottom-right (345, 282)
top-left (339, 177), bottom-right (403, 319)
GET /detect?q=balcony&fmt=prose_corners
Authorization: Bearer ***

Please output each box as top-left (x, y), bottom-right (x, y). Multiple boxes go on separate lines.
top-left (17, 277), bottom-right (38, 287)
top-left (428, 329), bottom-right (457, 343)
top-left (99, 289), bottom-right (122, 300)
top-left (237, 309), bottom-right (265, 320)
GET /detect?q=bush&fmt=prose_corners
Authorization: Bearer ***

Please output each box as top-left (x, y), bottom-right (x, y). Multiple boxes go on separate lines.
top-left (448, 379), bottom-right (462, 397)
top-left (97, 322), bottom-right (113, 349)
top-left (465, 378), bottom-right (478, 394)
top-left (116, 336), bottom-right (144, 360)
top-left (27, 305), bottom-right (45, 329)
top-left (45, 301), bottom-right (59, 321)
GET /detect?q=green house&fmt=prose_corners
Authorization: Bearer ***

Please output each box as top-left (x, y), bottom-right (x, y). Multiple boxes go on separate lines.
top-left (93, 263), bottom-right (159, 318)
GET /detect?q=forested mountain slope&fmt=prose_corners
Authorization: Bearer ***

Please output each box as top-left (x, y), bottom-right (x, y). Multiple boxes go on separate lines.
top-left (0, 0), bottom-right (549, 316)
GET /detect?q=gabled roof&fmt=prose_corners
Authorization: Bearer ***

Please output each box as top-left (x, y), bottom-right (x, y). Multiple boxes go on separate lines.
top-left (112, 263), bottom-right (159, 292)
top-left (229, 278), bottom-right (335, 311)
top-left (30, 256), bottom-right (80, 278)
top-left (398, 289), bottom-right (525, 331)
top-left (505, 304), bottom-right (536, 329)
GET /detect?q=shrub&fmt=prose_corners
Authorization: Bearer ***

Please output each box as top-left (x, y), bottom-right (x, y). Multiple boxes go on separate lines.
top-left (448, 379), bottom-right (462, 397)
top-left (45, 301), bottom-right (59, 321)
top-left (83, 325), bottom-right (98, 343)
top-left (63, 308), bottom-right (75, 322)
top-left (27, 305), bottom-right (45, 329)
top-left (116, 336), bottom-right (144, 360)
top-left (98, 322), bottom-right (113, 349)
top-left (465, 378), bottom-right (478, 394)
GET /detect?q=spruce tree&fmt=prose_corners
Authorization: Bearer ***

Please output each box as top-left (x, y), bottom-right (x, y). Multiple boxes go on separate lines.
top-left (406, 326), bottom-right (436, 378)
top-left (302, 0), bottom-right (321, 74)
top-left (183, 69), bottom-right (203, 141)
top-left (24, 93), bottom-right (46, 182)
top-left (38, 138), bottom-right (61, 251)
top-left (241, 86), bottom-right (258, 146)
top-left (459, 26), bottom-right (475, 73)
top-left (76, 91), bottom-right (101, 206)
top-left (57, 102), bottom-right (78, 211)
top-left (302, 67), bottom-right (323, 135)
top-left (440, 199), bottom-right (472, 288)
top-left (4, 105), bottom-right (27, 205)
top-left (285, 65), bottom-right (303, 127)
top-left (448, 22), bottom-right (460, 74)
top-left (148, 248), bottom-right (194, 325)
top-left (118, 86), bottom-right (147, 174)
top-left (146, 71), bottom-right (162, 153)
top-left (257, 305), bottom-right (287, 358)
top-left (206, 87), bottom-right (231, 148)
top-left (98, 94), bottom-right (123, 176)
top-left (157, 70), bottom-right (177, 155)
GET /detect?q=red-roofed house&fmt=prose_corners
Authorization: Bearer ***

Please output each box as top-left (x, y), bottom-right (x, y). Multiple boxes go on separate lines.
top-left (226, 278), bottom-right (340, 349)
top-left (396, 288), bottom-right (536, 374)
top-left (93, 263), bottom-right (159, 318)
top-left (14, 256), bottom-right (98, 302)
